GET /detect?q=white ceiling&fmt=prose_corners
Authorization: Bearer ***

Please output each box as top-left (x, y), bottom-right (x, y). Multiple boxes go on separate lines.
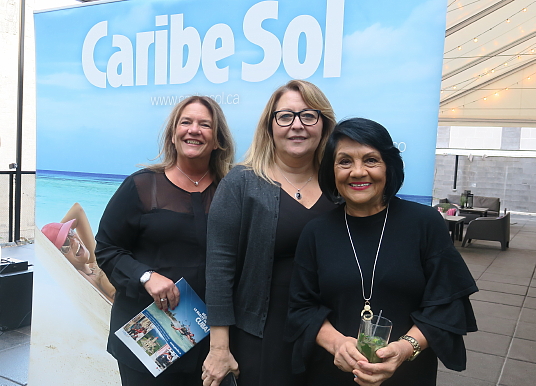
top-left (439, 0), bottom-right (536, 127)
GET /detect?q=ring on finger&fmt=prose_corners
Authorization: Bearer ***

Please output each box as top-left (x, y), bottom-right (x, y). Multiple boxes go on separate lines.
top-left (160, 298), bottom-right (167, 302)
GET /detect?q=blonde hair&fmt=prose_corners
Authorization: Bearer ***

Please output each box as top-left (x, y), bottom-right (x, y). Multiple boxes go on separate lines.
top-left (242, 80), bottom-right (335, 182)
top-left (147, 96), bottom-right (235, 184)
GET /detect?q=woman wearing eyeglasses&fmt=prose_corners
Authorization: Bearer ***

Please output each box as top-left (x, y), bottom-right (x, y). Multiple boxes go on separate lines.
top-left (41, 202), bottom-right (116, 302)
top-left (202, 80), bottom-right (337, 386)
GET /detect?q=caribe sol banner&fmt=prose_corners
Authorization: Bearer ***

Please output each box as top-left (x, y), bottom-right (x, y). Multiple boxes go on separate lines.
top-left (35, 0), bottom-right (447, 233)
top-left (33, 0), bottom-right (446, 383)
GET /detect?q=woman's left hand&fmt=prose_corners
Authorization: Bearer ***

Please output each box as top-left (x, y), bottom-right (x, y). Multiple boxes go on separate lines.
top-left (352, 340), bottom-right (413, 385)
top-left (143, 272), bottom-right (180, 311)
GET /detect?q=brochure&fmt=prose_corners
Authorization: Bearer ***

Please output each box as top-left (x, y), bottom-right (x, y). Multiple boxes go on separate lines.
top-left (115, 278), bottom-right (210, 377)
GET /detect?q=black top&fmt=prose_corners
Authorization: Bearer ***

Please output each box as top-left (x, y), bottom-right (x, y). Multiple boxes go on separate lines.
top-left (286, 197), bottom-right (478, 386)
top-left (95, 169), bottom-right (214, 373)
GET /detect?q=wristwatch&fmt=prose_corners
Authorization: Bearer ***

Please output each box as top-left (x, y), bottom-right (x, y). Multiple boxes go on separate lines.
top-left (398, 335), bottom-right (421, 361)
top-left (140, 271), bottom-right (155, 285)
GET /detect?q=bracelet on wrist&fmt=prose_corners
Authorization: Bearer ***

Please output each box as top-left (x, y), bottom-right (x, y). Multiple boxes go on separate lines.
top-left (398, 335), bottom-right (421, 361)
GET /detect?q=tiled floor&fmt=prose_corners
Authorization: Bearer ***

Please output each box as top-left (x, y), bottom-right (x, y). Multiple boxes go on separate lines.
top-left (0, 243), bottom-right (34, 386)
top-left (438, 213), bottom-right (536, 386)
top-left (1, 214), bottom-right (535, 386)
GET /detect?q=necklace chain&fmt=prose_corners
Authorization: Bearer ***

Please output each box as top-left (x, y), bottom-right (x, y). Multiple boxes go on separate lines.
top-left (175, 165), bottom-right (209, 186)
top-left (344, 204), bottom-right (389, 319)
top-left (275, 164), bottom-right (313, 200)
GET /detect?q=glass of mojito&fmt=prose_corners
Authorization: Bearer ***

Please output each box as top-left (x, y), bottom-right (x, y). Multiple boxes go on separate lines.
top-left (356, 315), bottom-right (392, 363)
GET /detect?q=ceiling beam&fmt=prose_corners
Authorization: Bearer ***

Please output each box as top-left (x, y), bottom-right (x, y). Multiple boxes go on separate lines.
top-left (442, 31), bottom-right (536, 80)
top-left (438, 117), bottom-right (536, 127)
top-left (440, 57), bottom-right (536, 106)
top-left (446, 0), bottom-right (515, 36)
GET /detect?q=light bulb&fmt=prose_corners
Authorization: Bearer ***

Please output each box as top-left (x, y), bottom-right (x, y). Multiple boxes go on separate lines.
top-left (458, 46), bottom-right (462, 50)
top-left (506, 18), bottom-right (511, 23)
top-left (473, 38), bottom-right (478, 42)
top-left (495, 92), bottom-right (499, 96)
top-left (483, 97), bottom-right (487, 100)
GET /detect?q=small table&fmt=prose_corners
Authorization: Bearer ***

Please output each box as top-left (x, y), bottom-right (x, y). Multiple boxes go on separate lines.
top-left (444, 215), bottom-right (466, 242)
top-left (459, 207), bottom-right (489, 217)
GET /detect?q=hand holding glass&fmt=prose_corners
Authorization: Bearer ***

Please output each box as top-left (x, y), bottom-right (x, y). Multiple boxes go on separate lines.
top-left (356, 315), bottom-right (392, 363)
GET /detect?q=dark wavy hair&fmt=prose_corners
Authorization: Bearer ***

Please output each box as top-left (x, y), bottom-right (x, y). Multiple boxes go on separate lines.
top-left (318, 117), bottom-right (404, 204)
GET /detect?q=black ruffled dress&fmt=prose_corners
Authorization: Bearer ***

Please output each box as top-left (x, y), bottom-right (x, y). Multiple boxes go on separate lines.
top-left (286, 197), bottom-right (478, 386)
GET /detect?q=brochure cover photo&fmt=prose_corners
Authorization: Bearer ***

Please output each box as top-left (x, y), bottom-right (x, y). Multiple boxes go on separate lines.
top-left (115, 278), bottom-right (209, 377)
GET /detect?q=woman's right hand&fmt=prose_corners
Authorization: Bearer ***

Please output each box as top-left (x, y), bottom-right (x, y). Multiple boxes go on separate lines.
top-left (316, 319), bottom-right (365, 373)
top-left (332, 335), bottom-right (364, 373)
top-left (143, 272), bottom-right (180, 311)
top-left (202, 347), bottom-right (239, 386)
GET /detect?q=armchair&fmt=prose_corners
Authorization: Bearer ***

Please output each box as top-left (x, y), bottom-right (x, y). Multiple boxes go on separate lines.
top-left (461, 212), bottom-right (510, 251)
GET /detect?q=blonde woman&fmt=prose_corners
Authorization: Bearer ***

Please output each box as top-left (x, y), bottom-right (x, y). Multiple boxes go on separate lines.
top-left (202, 80), bottom-right (337, 386)
top-left (96, 96), bottom-right (234, 386)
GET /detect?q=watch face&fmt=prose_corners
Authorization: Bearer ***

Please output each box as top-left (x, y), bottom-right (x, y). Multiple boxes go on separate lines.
top-left (141, 272), bottom-right (151, 284)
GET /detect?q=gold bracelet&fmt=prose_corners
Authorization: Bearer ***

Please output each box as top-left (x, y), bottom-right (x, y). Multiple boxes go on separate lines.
top-left (398, 335), bottom-right (421, 361)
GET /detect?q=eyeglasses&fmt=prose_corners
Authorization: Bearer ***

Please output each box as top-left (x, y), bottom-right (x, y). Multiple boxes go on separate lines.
top-left (60, 229), bottom-right (76, 254)
top-left (273, 109), bottom-right (321, 127)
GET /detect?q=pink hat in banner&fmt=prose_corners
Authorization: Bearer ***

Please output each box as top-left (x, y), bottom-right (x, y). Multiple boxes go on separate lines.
top-left (41, 219), bottom-right (75, 249)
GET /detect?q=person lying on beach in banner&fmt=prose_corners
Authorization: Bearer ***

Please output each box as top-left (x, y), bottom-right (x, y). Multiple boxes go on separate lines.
top-left (286, 118), bottom-right (478, 386)
top-left (95, 96), bottom-right (235, 386)
top-left (41, 202), bottom-right (116, 302)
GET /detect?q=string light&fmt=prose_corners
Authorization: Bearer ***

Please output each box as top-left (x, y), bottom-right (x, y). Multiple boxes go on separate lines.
top-left (444, 4), bottom-right (536, 56)
top-left (440, 69), bottom-right (536, 114)
top-left (440, 3), bottom-right (536, 114)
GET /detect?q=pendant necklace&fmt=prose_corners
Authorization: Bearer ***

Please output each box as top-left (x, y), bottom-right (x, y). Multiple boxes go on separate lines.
top-left (275, 164), bottom-right (313, 200)
top-left (344, 204), bottom-right (389, 321)
top-left (175, 164), bottom-right (209, 186)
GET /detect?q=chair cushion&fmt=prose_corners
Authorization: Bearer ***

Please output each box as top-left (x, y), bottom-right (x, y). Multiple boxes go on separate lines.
top-left (473, 196), bottom-right (500, 212)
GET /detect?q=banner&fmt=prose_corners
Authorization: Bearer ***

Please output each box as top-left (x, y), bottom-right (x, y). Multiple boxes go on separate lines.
top-left (33, 0), bottom-right (446, 383)
top-left (35, 0), bottom-right (447, 232)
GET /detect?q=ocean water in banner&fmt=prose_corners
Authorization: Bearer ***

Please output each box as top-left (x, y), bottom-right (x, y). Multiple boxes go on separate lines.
top-left (33, 0), bottom-right (447, 384)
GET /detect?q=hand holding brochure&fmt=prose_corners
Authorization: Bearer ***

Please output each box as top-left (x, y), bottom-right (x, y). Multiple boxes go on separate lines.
top-left (115, 278), bottom-right (210, 377)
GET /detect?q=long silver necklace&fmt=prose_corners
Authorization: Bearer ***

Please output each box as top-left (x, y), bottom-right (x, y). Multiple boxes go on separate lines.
top-left (275, 164), bottom-right (313, 200)
top-left (175, 164), bottom-right (209, 186)
top-left (344, 204), bottom-right (389, 321)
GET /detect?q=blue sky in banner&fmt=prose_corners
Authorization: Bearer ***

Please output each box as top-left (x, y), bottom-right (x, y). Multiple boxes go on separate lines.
top-left (34, 0), bottom-right (446, 198)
